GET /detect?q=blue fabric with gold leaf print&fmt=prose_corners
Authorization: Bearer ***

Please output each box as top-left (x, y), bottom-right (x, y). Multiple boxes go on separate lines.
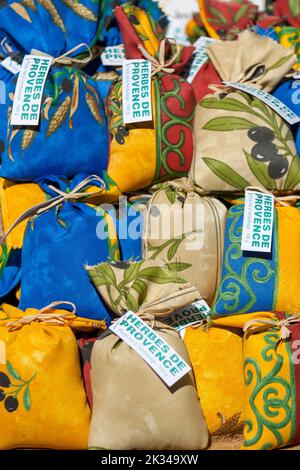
top-left (0, 66), bottom-right (108, 181)
top-left (18, 174), bottom-right (116, 321)
top-left (212, 203), bottom-right (277, 316)
top-left (0, 0), bottom-right (100, 57)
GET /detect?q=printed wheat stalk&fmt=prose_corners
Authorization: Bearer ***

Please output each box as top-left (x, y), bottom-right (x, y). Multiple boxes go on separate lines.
top-left (47, 96), bottom-right (71, 137)
top-left (86, 93), bottom-right (102, 125)
top-left (21, 129), bottom-right (36, 150)
top-left (22, 0), bottom-right (37, 10)
top-left (36, 0), bottom-right (66, 32)
top-left (61, 0), bottom-right (97, 21)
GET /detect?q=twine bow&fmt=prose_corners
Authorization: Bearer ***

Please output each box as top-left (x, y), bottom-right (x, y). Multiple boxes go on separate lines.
top-left (243, 313), bottom-right (300, 340)
top-left (0, 175), bottom-right (106, 246)
top-left (6, 301), bottom-right (77, 331)
top-left (137, 38), bottom-right (180, 77)
top-left (52, 43), bottom-right (93, 66)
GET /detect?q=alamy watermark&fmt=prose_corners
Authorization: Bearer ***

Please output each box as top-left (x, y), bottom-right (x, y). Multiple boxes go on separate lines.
top-left (95, 196), bottom-right (205, 251)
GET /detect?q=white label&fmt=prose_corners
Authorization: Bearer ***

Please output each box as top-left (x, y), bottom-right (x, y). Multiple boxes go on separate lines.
top-left (101, 45), bottom-right (125, 66)
top-left (193, 37), bottom-right (219, 49)
top-left (1, 56), bottom-right (21, 75)
top-left (241, 190), bottom-right (274, 253)
top-left (166, 18), bottom-right (190, 46)
top-left (11, 55), bottom-right (52, 126)
top-left (162, 299), bottom-right (211, 330)
top-left (158, 0), bottom-right (197, 20)
top-left (187, 46), bottom-right (208, 84)
top-left (251, 0), bottom-right (266, 11)
top-left (223, 81), bottom-right (300, 125)
top-left (122, 60), bottom-right (152, 125)
top-left (110, 311), bottom-right (191, 387)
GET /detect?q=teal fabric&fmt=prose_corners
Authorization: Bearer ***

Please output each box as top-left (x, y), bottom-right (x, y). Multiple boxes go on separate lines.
top-left (212, 203), bottom-right (277, 317)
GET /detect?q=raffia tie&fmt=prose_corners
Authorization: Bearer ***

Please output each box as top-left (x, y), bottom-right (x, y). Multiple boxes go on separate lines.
top-left (6, 301), bottom-right (77, 331)
top-left (137, 38), bottom-right (180, 77)
top-left (243, 314), bottom-right (300, 340)
top-left (0, 175), bottom-right (106, 246)
top-left (52, 43), bottom-right (93, 66)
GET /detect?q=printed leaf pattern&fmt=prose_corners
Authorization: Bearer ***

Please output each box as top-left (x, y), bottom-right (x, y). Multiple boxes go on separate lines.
top-left (203, 158), bottom-right (250, 189)
top-left (288, 0), bottom-right (300, 18)
top-left (0, 362), bottom-right (36, 413)
top-left (9, 2), bottom-right (32, 22)
top-left (244, 150), bottom-right (277, 190)
top-left (202, 116), bottom-right (255, 131)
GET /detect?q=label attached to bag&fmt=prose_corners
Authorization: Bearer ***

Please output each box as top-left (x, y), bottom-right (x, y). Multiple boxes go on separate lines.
top-left (223, 81), bottom-right (300, 125)
top-left (241, 190), bottom-right (274, 253)
top-left (166, 18), bottom-right (190, 46)
top-left (162, 299), bottom-right (211, 330)
top-left (11, 54), bottom-right (52, 126)
top-left (1, 56), bottom-right (21, 75)
top-left (101, 45), bottom-right (125, 66)
top-left (193, 37), bottom-right (219, 49)
top-left (187, 46), bottom-right (208, 84)
top-left (122, 59), bottom-right (152, 124)
top-left (110, 311), bottom-right (191, 387)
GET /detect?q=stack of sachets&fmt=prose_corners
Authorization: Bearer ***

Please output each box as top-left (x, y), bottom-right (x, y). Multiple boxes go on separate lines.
top-left (0, 0), bottom-right (299, 452)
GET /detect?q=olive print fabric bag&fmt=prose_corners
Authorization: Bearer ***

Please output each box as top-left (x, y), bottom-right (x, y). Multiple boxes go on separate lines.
top-left (143, 178), bottom-right (227, 305)
top-left (86, 260), bottom-right (209, 450)
top-left (191, 31), bottom-right (299, 193)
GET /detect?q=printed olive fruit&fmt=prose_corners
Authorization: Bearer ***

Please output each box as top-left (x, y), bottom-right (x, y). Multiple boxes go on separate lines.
top-left (0, 389), bottom-right (5, 401)
top-left (248, 127), bottom-right (275, 143)
top-left (0, 372), bottom-right (10, 388)
top-left (118, 126), bottom-right (129, 137)
top-left (115, 131), bottom-right (124, 145)
top-left (61, 78), bottom-right (72, 93)
top-left (4, 396), bottom-right (18, 412)
top-left (268, 155), bottom-right (289, 179)
top-left (251, 142), bottom-right (278, 162)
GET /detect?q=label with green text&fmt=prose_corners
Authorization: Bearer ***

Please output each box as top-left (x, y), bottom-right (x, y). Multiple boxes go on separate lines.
top-left (241, 190), bottom-right (274, 253)
top-left (110, 311), bottom-right (191, 387)
top-left (101, 45), bottom-right (125, 66)
top-left (11, 54), bottom-right (52, 126)
top-left (162, 299), bottom-right (211, 330)
top-left (122, 60), bottom-right (152, 124)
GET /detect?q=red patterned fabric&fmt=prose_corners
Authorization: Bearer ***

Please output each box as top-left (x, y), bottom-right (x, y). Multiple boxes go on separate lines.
top-left (274, 0), bottom-right (300, 27)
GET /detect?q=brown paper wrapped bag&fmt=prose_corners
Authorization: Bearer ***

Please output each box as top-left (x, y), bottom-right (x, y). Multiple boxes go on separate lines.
top-left (191, 31), bottom-right (299, 193)
top-left (86, 260), bottom-right (209, 450)
top-left (143, 178), bottom-right (227, 305)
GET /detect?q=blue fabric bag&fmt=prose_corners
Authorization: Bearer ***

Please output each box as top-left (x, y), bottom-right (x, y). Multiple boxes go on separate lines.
top-left (17, 174), bottom-right (117, 321)
top-left (0, 64), bottom-right (109, 181)
top-left (273, 79), bottom-right (300, 157)
top-left (0, 0), bottom-right (100, 57)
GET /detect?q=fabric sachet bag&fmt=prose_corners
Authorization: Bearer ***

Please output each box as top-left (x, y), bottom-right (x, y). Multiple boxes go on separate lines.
top-left (0, 302), bottom-right (105, 450)
top-left (1, 174), bottom-right (122, 321)
top-left (191, 30), bottom-right (299, 193)
top-left (241, 311), bottom-right (300, 450)
top-left (212, 198), bottom-right (300, 317)
top-left (184, 321), bottom-right (244, 435)
top-left (106, 4), bottom-right (196, 193)
top-left (86, 260), bottom-right (209, 450)
top-left (1, 59), bottom-right (109, 181)
top-left (143, 178), bottom-right (227, 305)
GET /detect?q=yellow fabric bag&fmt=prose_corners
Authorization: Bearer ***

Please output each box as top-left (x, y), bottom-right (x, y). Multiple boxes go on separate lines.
top-left (184, 324), bottom-right (244, 435)
top-left (0, 303), bottom-right (105, 450)
top-left (0, 178), bottom-right (46, 250)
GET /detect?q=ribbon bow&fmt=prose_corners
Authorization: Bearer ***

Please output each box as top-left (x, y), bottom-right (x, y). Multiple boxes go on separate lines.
top-left (32, 43), bottom-right (93, 67)
top-left (243, 313), bottom-right (300, 340)
top-left (0, 175), bottom-right (106, 245)
top-left (137, 38), bottom-right (180, 77)
top-left (6, 301), bottom-right (77, 331)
